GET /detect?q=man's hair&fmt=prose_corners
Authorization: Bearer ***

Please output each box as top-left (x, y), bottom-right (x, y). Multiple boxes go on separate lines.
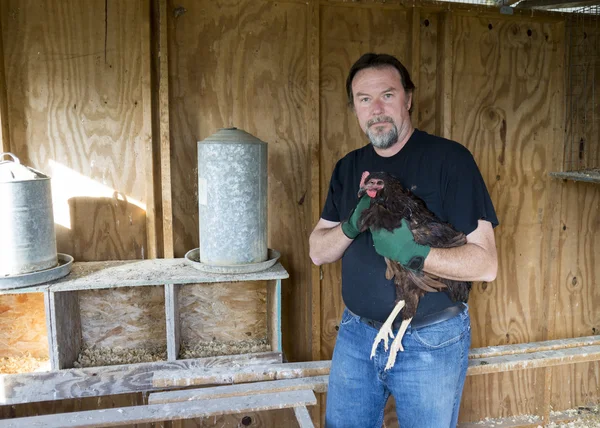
top-left (345, 53), bottom-right (415, 108)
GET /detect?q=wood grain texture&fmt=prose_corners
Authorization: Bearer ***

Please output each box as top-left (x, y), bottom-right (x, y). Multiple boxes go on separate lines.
top-left (165, 284), bottom-right (180, 361)
top-left (308, 0), bottom-right (322, 366)
top-left (319, 3), bottom-right (410, 361)
top-left (0, 390), bottom-right (317, 428)
top-left (418, 11), bottom-right (438, 134)
top-left (1, 0), bottom-right (150, 262)
top-left (149, 375), bottom-right (328, 404)
top-left (0, 293), bottom-right (48, 359)
top-left (0, 351), bottom-right (282, 405)
top-left (461, 369), bottom-right (539, 422)
top-left (451, 15), bottom-right (566, 422)
top-left (167, 0), bottom-right (310, 363)
top-left (453, 16), bottom-right (562, 346)
top-left (551, 180), bottom-right (600, 412)
top-left (436, 11), bottom-right (453, 139)
top-left (156, 0), bottom-right (174, 258)
top-left (78, 286), bottom-right (166, 351)
top-left (0, 10), bottom-right (9, 154)
top-left (49, 290), bottom-right (81, 369)
top-left (178, 281), bottom-right (267, 343)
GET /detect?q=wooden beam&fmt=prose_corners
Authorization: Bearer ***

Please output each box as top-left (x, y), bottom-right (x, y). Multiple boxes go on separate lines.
top-left (294, 405), bottom-right (315, 428)
top-left (537, 20), bottom-right (566, 425)
top-left (467, 345), bottom-right (600, 376)
top-left (165, 284), bottom-right (180, 361)
top-left (148, 375), bottom-right (329, 404)
top-left (267, 279), bottom-right (282, 352)
top-left (48, 290), bottom-right (82, 370)
top-left (0, 351), bottom-right (282, 405)
top-left (156, 0), bottom-right (174, 258)
top-left (155, 337), bottom-right (600, 387)
top-left (458, 406), bottom-right (600, 427)
top-left (308, 0), bottom-right (321, 367)
top-left (0, 390), bottom-right (317, 428)
top-left (516, 0), bottom-right (600, 9)
top-left (468, 335), bottom-right (600, 359)
top-left (436, 11), bottom-right (453, 140)
top-left (41, 259), bottom-right (288, 293)
top-left (410, 7), bottom-right (421, 126)
top-left (0, 9), bottom-right (10, 154)
top-left (141, 0), bottom-right (158, 259)
top-left (153, 360), bottom-right (331, 388)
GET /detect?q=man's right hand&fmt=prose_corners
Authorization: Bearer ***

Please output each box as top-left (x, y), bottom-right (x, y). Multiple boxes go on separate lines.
top-left (341, 195), bottom-right (371, 239)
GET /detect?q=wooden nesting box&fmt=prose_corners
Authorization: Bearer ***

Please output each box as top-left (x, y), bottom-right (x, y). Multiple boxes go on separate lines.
top-left (0, 258), bottom-right (287, 373)
top-left (0, 291), bottom-right (50, 374)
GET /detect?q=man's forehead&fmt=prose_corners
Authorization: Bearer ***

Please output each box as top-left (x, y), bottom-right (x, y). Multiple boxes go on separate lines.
top-left (352, 66), bottom-right (403, 91)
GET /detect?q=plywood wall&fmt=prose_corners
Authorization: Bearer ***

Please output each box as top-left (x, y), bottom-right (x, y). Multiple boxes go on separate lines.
top-left (166, 0), bottom-right (313, 365)
top-left (0, 0), bottom-right (599, 426)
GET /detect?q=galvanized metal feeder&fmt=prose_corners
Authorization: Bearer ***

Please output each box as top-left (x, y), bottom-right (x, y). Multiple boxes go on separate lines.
top-left (0, 152), bottom-right (73, 289)
top-left (185, 128), bottom-right (280, 274)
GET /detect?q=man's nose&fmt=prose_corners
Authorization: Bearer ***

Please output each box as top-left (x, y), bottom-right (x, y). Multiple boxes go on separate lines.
top-left (371, 99), bottom-right (384, 115)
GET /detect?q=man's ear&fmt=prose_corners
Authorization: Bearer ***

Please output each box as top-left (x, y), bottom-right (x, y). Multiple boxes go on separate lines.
top-left (406, 91), bottom-right (413, 111)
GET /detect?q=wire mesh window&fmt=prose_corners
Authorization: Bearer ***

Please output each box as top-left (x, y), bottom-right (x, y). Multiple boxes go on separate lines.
top-left (563, 6), bottom-right (600, 180)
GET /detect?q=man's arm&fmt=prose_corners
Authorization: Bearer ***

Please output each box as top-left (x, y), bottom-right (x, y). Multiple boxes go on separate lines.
top-left (309, 218), bottom-right (353, 266)
top-left (423, 219), bottom-right (497, 282)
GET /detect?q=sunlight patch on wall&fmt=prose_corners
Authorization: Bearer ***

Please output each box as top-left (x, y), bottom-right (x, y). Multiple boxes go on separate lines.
top-left (48, 160), bottom-right (146, 230)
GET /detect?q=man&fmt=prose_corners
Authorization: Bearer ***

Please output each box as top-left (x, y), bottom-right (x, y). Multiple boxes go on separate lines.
top-left (309, 53), bottom-right (498, 427)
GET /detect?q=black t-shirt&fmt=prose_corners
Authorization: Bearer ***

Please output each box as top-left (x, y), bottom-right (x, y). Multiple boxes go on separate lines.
top-left (321, 129), bottom-right (499, 323)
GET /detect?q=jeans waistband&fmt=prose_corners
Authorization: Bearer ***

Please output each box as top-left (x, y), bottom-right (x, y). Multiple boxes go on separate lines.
top-left (353, 302), bottom-right (465, 331)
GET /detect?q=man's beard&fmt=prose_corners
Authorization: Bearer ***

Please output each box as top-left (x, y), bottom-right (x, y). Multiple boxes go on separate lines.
top-left (366, 117), bottom-right (398, 149)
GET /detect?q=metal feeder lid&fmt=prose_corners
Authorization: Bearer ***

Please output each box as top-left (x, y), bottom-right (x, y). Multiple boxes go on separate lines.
top-left (0, 152), bottom-right (50, 183)
top-left (199, 128), bottom-right (267, 145)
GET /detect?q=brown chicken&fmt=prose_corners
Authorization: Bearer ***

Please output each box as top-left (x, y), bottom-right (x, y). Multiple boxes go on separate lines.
top-left (357, 171), bottom-right (470, 370)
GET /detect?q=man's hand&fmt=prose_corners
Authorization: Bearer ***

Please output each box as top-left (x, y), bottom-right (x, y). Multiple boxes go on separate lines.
top-left (370, 219), bottom-right (431, 272)
top-left (341, 195), bottom-right (371, 239)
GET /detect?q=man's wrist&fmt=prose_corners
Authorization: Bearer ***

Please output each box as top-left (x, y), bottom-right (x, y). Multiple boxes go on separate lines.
top-left (341, 221), bottom-right (359, 239)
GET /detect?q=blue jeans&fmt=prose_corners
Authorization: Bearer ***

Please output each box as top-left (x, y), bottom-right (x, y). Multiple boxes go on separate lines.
top-left (325, 305), bottom-right (471, 428)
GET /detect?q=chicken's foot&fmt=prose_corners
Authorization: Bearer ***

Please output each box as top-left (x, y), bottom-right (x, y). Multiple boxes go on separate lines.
top-left (370, 300), bottom-right (405, 359)
top-left (384, 317), bottom-right (412, 370)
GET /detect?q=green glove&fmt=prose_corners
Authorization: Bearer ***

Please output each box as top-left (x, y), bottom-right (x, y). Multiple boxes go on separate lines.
top-left (370, 219), bottom-right (431, 272)
top-left (341, 195), bottom-right (371, 239)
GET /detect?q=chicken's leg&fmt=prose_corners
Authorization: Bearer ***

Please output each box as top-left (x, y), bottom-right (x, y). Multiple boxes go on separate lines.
top-left (384, 317), bottom-right (412, 370)
top-left (370, 300), bottom-right (405, 359)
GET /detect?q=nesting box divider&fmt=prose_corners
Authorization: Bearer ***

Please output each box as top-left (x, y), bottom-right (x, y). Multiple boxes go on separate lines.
top-left (267, 279), bottom-right (282, 353)
top-left (164, 283), bottom-right (180, 361)
top-left (46, 290), bottom-right (82, 370)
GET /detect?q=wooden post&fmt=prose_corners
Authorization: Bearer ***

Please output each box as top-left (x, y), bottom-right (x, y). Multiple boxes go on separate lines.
top-left (436, 11), bottom-right (453, 140)
top-left (141, 0), bottom-right (158, 259)
top-left (267, 279), bottom-right (282, 353)
top-left (156, 0), bottom-right (174, 258)
top-left (48, 291), bottom-right (82, 370)
top-left (536, 19), bottom-right (566, 425)
top-left (0, 11), bottom-right (10, 154)
top-left (307, 0), bottom-right (321, 364)
top-left (410, 7), bottom-right (421, 126)
top-left (165, 284), bottom-right (180, 361)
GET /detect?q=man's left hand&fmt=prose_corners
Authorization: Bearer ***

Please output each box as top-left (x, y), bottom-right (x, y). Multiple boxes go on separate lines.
top-left (370, 219), bottom-right (431, 272)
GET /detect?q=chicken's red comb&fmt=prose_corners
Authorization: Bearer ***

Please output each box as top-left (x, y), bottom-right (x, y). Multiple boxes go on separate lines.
top-left (359, 171), bottom-right (370, 189)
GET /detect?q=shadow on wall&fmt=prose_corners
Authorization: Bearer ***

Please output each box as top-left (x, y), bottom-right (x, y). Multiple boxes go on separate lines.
top-left (55, 192), bottom-right (147, 262)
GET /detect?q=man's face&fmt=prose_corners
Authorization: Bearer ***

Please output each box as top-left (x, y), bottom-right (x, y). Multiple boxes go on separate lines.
top-left (351, 66), bottom-right (413, 150)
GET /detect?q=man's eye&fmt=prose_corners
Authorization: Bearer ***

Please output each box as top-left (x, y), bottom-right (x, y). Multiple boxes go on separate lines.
top-left (360, 97), bottom-right (370, 103)
top-left (384, 93), bottom-right (393, 99)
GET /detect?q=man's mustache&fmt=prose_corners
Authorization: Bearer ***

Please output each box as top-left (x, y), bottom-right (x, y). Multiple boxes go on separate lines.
top-left (367, 116), bottom-right (395, 127)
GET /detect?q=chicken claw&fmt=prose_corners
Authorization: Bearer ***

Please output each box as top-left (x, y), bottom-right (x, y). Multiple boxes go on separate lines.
top-left (370, 300), bottom-right (405, 359)
top-left (384, 317), bottom-right (412, 370)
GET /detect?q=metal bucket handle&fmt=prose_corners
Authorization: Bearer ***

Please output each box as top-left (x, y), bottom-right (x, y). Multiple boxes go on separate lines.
top-left (0, 152), bottom-right (20, 165)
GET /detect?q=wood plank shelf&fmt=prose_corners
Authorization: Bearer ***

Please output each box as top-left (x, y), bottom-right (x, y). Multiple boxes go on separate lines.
top-left (0, 259), bottom-right (289, 374)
